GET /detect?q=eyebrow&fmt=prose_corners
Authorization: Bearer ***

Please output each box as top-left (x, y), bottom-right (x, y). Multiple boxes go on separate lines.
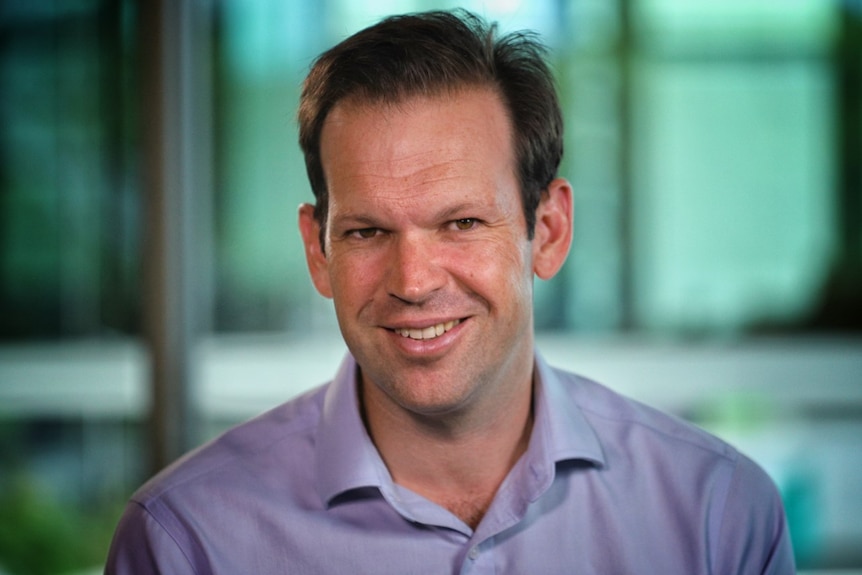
top-left (434, 201), bottom-right (487, 222)
top-left (329, 213), bottom-right (383, 231)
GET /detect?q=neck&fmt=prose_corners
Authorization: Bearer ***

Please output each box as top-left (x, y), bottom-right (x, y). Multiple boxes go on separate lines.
top-left (360, 369), bottom-right (535, 529)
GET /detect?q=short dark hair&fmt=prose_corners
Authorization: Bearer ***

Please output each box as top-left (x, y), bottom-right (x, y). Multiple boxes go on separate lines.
top-left (298, 9), bottom-right (563, 247)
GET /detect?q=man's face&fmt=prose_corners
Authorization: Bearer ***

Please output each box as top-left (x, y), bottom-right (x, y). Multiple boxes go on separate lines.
top-left (300, 88), bottom-right (563, 421)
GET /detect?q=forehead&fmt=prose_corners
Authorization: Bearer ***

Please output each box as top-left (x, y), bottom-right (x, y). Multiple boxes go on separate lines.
top-left (319, 88), bottom-right (516, 195)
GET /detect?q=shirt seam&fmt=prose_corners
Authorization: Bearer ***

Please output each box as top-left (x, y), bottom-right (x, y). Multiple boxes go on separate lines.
top-left (711, 455), bottom-right (741, 575)
top-left (575, 402), bottom-right (738, 464)
top-left (132, 499), bottom-right (201, 575)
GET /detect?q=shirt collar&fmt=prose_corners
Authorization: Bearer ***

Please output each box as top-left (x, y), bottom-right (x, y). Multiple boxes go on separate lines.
top-left (314, 352), bottom-right (606, 507)
top-left (528, 353), bottom-right (605, 474)
top-left (315, 354), bottom-right (392, 507)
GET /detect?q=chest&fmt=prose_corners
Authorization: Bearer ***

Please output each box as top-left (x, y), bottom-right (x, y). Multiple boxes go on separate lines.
top-left (184, 479), bottom-right (709, 575)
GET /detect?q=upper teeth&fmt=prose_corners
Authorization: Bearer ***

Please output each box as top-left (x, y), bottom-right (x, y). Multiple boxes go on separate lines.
top-left (397, 320), bottom-right (460, 340)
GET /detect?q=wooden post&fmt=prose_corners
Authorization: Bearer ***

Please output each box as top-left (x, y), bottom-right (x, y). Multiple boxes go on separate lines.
top-left (140, 0), bottom-right (212, 473)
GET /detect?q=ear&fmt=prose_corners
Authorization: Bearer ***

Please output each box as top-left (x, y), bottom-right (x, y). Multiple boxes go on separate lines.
top-left (531, 178), bottom-right (573, 280)
top-left (298, 203), bottom-right (333, 299)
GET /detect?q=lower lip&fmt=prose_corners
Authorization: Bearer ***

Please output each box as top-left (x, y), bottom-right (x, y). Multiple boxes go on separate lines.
top-left (388, 320), bottom-right (466, 357)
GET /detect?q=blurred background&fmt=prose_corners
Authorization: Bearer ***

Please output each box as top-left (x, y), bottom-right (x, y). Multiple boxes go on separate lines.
top-left (0, 0), bottom-right (860, 573)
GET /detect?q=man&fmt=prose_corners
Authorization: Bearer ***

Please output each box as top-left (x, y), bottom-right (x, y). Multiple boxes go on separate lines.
top-left (106, 10), bottom-right (795, 574)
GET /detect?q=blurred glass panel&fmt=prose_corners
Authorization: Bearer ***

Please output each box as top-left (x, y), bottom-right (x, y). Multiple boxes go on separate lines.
top-left (545, 0), bottom-right (625, 332)
top-left (630, 0), bottom-right (839, 335)
top-left (633, 59), bottom-right (835, 333)
top-left (0, 0), bottom-right (139, 340)
top-left (213, 0), bottom-right (324, 332)
top-left (636, 0), bottom-right (837, 53)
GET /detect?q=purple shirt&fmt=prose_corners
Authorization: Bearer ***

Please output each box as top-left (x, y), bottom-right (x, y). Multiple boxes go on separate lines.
top-left (106, 353), bottom-right (794, 574)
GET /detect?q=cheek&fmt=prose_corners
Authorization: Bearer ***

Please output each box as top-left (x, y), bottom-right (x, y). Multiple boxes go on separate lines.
top-left (327, 249), bottom-right (384, 301)
top-left (452, 240), bottom-right (533, 301)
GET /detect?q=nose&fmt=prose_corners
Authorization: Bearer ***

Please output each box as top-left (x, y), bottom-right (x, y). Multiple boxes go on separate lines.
top-left (386, 232), bottom-right (446, 304)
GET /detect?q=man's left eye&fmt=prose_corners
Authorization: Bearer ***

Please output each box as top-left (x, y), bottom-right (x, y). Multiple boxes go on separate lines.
top-left (453, 218), bottom-right (477, 231)
top-left (348, 228), bottom-right (381, 239)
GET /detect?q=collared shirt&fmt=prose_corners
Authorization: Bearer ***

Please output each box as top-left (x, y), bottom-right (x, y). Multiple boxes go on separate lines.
top-left (106, 353), bottom-right (795, 574)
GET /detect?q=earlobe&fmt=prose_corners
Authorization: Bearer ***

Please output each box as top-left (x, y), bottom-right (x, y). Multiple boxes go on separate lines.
top-left (532, 178), bottom-right (573, 280)
top-left (298, 203), bottom-right (334, 299)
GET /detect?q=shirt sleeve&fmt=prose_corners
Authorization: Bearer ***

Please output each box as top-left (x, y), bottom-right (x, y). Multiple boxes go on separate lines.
top-left (715, 454), bottom-right (796, 575)
top-left (104, 501), bottom-right (200, 575)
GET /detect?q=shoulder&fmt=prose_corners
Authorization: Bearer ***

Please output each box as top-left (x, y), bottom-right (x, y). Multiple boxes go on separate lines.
top-left (544, 362), bottom-right (786, 507)
top-left (548, 364), bottom-right (738, 464)
top-left (106, 384), bottom-right (331, 573)
top-left (134, 382), bottom-right (329, 506)
top-left (545, 364), bottom-right (794, 571)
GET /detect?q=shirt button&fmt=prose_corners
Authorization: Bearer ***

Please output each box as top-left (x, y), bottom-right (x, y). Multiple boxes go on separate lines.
top-left (469, 547), bottom-right (479, 560)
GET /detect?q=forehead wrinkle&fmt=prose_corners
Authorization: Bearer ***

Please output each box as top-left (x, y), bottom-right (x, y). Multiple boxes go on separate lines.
top-left (367, 142), bottom-right (475, 175)
top-left (335, 156), bottom-right (480, 203)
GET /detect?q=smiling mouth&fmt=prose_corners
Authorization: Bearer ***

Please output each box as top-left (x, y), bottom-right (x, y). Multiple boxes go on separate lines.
top-left (395, 319), bottom-right (461, 341)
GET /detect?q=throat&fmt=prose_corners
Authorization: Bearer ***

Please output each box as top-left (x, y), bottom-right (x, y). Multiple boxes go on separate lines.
top-left (441, 492), bottom-right (494, 530)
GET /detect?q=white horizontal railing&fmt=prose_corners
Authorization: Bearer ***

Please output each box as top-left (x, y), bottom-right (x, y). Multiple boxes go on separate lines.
top-left (1, 334), bottom-right (860, 419)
